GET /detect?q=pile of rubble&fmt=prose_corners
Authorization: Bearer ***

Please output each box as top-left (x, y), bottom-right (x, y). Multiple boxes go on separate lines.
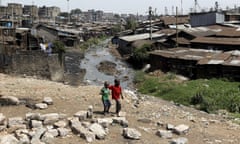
top-left (0, 95), bottom-right (142, 143)
top-left (0, 95), bottom-right (191, 144)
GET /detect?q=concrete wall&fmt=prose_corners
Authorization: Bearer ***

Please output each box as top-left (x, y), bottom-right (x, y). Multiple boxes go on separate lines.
top-left (10, 50), bottom-right (64, 82)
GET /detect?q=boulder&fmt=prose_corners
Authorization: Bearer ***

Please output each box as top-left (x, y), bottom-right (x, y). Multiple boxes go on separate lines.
top-left (97, 118), bottom-right (113, 128)
top-left (170, 137), bottom-right (188, 144)
top-left (58, 127), bottom-right (71, 137)
top-left (43, 97), bottom-right (53, 105)
top-left (40, 113), bottom-right (60, 125)
top-left (54, 120), bottom-right (68, 128)
top-left (35, 103), bottom-right (48, 109)
top-left (74, 111), bottom-right (88, 121)
top-left (8, 117), bottom-right (25, 128)
top-left (0, 113), bottom-right (6, 125)
top-left (0, 96), bottom-right (20, 105)
top-left (122, 128), bottom-right (141, 140)
top-left (25, 113), bottom-right (41, 121)
top-left (41, 131), bottom-right (55, 143)
top-left (173, 124), bottom-right (190, 135)
top-left (47, 129), bottom-right (59, 137)
top-left (156, 130), bottom-right (173, 139)
top-left (89, 123), bottom-right (107, 139)
top-left (0, 134), bottom-right (19, 144)
top-left (31, 120), bottom-right (43, 128)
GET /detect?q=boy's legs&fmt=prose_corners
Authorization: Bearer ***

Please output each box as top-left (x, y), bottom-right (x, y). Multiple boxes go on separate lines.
top-left (106, 100), bottom-right (111, 113)
top-left (115, 100), bottom-right (121, 116)
top-left (102, 99), bottom-right (107, 114)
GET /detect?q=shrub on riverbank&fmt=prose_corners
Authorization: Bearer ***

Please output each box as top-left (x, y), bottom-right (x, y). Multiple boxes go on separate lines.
top-left (80, 36), bottom-right (108, 50)
top-left (134, 72), bottom-right (240, 113)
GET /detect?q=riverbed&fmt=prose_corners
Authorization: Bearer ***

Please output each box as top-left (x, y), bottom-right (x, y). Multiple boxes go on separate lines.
top-left (80, 40), bottom-right (135, 89)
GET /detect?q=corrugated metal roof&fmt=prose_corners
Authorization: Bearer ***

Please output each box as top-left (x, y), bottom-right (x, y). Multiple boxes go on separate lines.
top-left (160, 16), bottom-right (189, 25)
top-left (191, 37), bottom-right (240, 45)
top-left (119, 33), bottom-right (165, 42)
top-left (150, 47), bottom-right (220, 61)
top-left (197, 52), bottom-right (232, 65)
top-left (216, 28), bottom-right (240, 37)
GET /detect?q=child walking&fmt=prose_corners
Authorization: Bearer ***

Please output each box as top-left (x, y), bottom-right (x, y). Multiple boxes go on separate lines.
top-left (100, 81), bottom-right (111, 115)
top-left (108, 79), bottom-right (124, 117)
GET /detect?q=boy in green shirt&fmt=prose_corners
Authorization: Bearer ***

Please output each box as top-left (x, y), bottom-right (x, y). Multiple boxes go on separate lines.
top-left (100, 81), bottom-right (111, 115)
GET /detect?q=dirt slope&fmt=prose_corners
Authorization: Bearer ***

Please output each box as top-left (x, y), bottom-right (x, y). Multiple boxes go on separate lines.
top-left (0, 73), bottom-right (240, 144)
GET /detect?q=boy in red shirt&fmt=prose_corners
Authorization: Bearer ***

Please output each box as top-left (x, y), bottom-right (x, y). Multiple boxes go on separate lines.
top-left (108, 79), bottom-right (124, 117)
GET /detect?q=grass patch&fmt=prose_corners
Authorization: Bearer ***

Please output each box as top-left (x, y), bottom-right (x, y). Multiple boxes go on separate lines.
top-left (135, 72), bottom-right (240, 113)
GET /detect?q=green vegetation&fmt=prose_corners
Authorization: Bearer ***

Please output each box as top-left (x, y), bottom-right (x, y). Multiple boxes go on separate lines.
top-left (129, 44), bottom-right (151, 69)
top-left (52, 40), bottom-right (66, 65)
top-left (125, 17), bottom-right (138, 31)
top-left (134, 71), bottom-right (240, 114)
top-left (111, 24), bottom-right (122, 34)
top-left (80, 36), bottom-right (108, 50)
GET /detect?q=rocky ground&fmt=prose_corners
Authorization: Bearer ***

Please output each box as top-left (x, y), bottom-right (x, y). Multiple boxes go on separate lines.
top-left (0, 73), bottom-right (240, 144)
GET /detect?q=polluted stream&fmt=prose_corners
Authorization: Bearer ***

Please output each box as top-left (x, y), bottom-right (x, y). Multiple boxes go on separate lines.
top-left (80, 40), bottom-right (135, 89)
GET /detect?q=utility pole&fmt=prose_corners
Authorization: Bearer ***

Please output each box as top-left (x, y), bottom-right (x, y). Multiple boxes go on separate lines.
top-left (67, 0), bottom-right (70, 23)
top-left (32, 1), bottom-right (34, 26)
top-left (149, 6), bottom-right (153, 40)
top-left (176, 7), bottom-right (178, 48)
top-left (12, 4), bottom-right (14, 28)
top-left (181, 0), bottom-right (183, 15)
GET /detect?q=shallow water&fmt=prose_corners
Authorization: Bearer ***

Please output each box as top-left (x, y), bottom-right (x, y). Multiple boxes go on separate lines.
top-left (80, 40), bottom-right (135, 89)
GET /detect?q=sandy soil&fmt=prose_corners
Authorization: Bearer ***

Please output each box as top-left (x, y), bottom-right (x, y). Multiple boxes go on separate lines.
top-left (0, 73), bottom-right (240, 144)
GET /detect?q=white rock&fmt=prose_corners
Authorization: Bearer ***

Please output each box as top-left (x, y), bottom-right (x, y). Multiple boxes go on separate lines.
top-left (25, 113), bottom-right (41, 121)
top-left (0, 134), bottom-right (19, 144)
top-left (89, 123), bottom-right (107, 139)
top-left (43, 97), bottom-right (53, 105)
top-left (156, 130), bottom-right (173, 139)
top-left (74, 111), bottom-right (88, 121)
top-left (54, 120), bottom-right (68, 128)
top-left (71, 122), bottom-right (95, 142)
top-left (167, 124), bottom-right (175, 130)
top-left (31, 120), bottom-right (43, 128)
top-left (40, 113), bottom-right (60, 125)
top-left (47, 129), bottom-right (59, 137)
top-left (170, 137), bottom-right (188, 144)
top-left (58, 127), bottom-right (71, 137)
top-left (0, 96), bottom-right (20, 105)
top-left (118, 111), bottom-right (127, 117)
top-left (41, 131), bottom-right (55, 143)
top-left (35, 103), bottom-right (48, 109)
top-left (173, 124), bottom-right (190, 135)
top-left (97, 118), bottom-right (113, 128)
top-left (16, 133), bottom-right (30, 144)
top-left (31, 127), bottom-right (46, 141)
top-left (8, 117), bottom-right (25, 128)
top-left (0, 113), bottom-right (6, 125)
top-left (123, 128), bottom-right (141, 140)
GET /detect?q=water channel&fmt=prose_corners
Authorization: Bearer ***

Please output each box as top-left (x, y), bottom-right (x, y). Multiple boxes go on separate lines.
top-left (79, 40), bottom-right (135, 89)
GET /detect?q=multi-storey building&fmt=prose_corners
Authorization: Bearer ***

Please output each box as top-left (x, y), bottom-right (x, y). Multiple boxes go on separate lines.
top-left (0, 6), bottom-right (8, 18)
top-left (7, 3), bottom-right (23, 17)
top-left (39, 6), bottom-right (60, 22)
top-left (23, 5), bottom-right (38, 20)
top-left (47, 6), bottom-right (61, 19)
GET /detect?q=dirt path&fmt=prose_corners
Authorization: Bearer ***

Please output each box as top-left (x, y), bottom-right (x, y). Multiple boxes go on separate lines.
top-left (0, 73), bottom-right (240, 144)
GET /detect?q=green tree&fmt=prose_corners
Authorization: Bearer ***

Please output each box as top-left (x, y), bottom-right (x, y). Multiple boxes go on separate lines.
top-left (125, 17), bottom-right (138, 31)
top-left (58, 12), bottom-right (69, 18)
top-left (111, 24), bottom-right (122, 34)
top-left (52, 41), bottom-right (66, 65)
top-left (130, 44), bottom-right (151, 68)
top-left (71, 8), bottom-right (82, 15)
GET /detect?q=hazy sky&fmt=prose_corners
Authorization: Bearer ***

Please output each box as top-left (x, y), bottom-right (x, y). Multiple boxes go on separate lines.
top-left (2, 0), bottom-right (240, 15)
